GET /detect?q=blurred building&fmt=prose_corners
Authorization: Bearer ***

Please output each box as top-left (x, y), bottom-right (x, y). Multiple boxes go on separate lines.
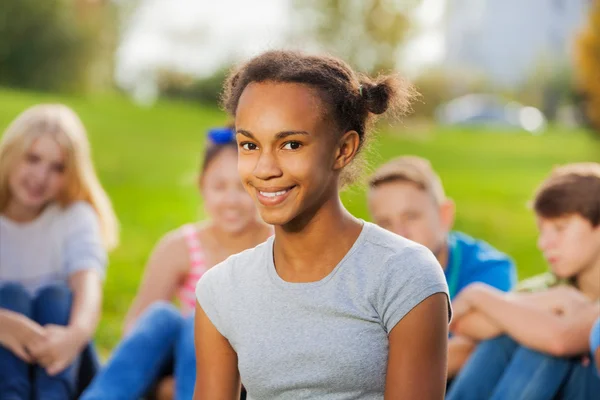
top-left (444, 0), bottom-right (591, 87)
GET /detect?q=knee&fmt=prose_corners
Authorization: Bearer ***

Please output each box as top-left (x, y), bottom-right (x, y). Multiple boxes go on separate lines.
top-left (35, 283), bottom-right (72, 306)
top-left (0, 282), bottom-right (30, 301)
top-left (33, 284), bottom-right (72, 325)
top-left (178, 315), bottom-right (195, 345)
top-left (481, 335), bottom-right (519, 352)
top-left (0, 282), bottom-right (32, 314)
top-left (141, 301), bottom-right (183, 331)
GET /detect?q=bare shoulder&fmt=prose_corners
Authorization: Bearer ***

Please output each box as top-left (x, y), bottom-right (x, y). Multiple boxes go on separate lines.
top-left (148, 225), bottom-right (194, 274)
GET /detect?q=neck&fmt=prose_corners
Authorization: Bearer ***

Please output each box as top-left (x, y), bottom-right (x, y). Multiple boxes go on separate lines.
top-left (2, 200), bottom-right (45, 223)
top-left (273, 193), bottom-right (363, 279)
top-left (576, 257), bottom-right (600, 300)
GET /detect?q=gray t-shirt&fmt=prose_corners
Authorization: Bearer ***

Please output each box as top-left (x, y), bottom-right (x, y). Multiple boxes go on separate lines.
top-left (0, 201), bottom-right (107, 295)
top-left (196, 221), bottom-right (450, 400)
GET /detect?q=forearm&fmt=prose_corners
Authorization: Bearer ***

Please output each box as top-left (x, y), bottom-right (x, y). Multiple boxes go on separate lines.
top-left (469, 287), bottom-right (573, 354)
top-left (0, 309), bottom-right (17, 328)
top-left (0, 309), bottom-right (18, 336)
top-left (447, 336), bottom-right (476, 378)
top-left (68, 270), bottom-right (102, 340)
top-left (452, 310), bottom-right (503, 340)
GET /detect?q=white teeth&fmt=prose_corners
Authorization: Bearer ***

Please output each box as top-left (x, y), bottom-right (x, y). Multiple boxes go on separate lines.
top-left (259, 189), bottom-right (288, 198)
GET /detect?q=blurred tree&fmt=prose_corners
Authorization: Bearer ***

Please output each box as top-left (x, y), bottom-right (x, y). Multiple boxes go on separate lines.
top-left (0, 0), bottom-right (117, 93)
top-left (157, 67), bottom-right (231, 105)
top-left (292, 0), bottom-right (421, 73)
top-left (574, 0), bottom-right (600, 133)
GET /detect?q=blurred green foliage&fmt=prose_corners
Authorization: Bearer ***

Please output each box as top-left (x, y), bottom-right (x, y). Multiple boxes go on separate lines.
top-left (0, 0), bottom-right (116, 92)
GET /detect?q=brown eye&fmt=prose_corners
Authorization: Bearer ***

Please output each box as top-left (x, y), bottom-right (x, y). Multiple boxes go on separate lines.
top-left (282, 141), bottom-right (302, 150)
top-left (25, 153), bottom-right (41, 164)
top-left (52, 163), bottom-right (65, 174)
top-left (241, 142), bottom-right (258, 151)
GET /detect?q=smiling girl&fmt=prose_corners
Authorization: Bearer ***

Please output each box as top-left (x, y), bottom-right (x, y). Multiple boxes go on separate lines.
top-left (193, 50), bottom-right (451, 399)
top-left (0, 104), bottom-right (118, 399)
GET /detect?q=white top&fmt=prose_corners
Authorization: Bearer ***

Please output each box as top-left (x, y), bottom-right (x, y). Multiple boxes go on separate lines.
top-left (0, 201), bottom-right (107, 295)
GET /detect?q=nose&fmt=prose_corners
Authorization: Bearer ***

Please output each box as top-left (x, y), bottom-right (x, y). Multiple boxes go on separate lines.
top-left (31, 163), bottom-right (51, 185)
top-left (253, 150), bottom-right (282, 181)
top-left (223, 186), bottom-right (246, 207)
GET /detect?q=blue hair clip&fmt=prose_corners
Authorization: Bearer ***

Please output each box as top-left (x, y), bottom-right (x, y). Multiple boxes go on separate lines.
top-left (208, 127), bottom-right (235, 145)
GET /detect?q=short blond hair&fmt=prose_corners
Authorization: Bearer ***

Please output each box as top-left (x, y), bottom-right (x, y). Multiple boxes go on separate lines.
top-left (0, 104), bottom-right (119, 250)
top-left (368, 155), bottom-right (446, 205)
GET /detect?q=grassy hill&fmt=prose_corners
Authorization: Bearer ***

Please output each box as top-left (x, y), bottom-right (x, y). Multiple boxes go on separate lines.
top-left (1, 88), bottom-right (598, 355)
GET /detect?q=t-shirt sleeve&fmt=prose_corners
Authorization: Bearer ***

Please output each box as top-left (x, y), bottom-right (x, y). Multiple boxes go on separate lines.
top-left (467, 256), bottom-right (517, 293)
top-left (64, 202), bottom-right (107, 278)
top-left (376, 245), bottom-right (451, 334)
top-left (196, 266), bottom-right (229, 338)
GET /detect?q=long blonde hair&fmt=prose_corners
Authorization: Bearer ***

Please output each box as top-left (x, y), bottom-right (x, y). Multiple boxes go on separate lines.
top-left (0, 104), bottom-right (119, 250)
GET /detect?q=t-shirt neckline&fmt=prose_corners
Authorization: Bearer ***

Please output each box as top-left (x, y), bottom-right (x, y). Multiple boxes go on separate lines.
top-left (266, 220), bottom-right (371, 290)
top-left (0, 203), bottom-right (57, 230)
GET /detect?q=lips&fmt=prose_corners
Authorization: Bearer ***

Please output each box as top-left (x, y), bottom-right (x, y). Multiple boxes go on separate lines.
top-left (255, 186), bottom-right (295, 206)
top-left (23, 183), bottom-right (46, 199)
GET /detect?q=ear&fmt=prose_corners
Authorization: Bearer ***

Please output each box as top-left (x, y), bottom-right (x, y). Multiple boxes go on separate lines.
top-left (439, 198), bottom-right (455, 233)
top-left (333, 130), bottom-right (360, 171)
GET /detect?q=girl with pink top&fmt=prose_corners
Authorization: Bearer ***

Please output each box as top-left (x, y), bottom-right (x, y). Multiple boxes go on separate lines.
top-left (82, 126), bottom-right (272, 400)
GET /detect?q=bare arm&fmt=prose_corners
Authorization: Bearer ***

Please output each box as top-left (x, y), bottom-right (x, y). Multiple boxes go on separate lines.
top-left (193, 302), bottom-right (240, 400)
top-left (460, 284), bottom-right (600, 356)
top-left (451, 285), bottom-right (590, 341)
top-left (123, 231), bottom-right (189, 333)
top-left (385, 293), bottom-right (449, 399)
top-left (0, 309), bottom-right (45, 363)
top-left (451, 311), bottom-right (503, 341)
top-left (447, 336), bottom-right (476, 378)
top-left (68, 269), bottom-right (103, 340)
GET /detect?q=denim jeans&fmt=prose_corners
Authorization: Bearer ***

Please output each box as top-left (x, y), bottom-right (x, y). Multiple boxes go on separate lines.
top-left (447, 335), bottom-right (600, 400)
top-left (81, 301), bottom-right (197, 400)
top-left (0, 282), bottom-right (100, 400)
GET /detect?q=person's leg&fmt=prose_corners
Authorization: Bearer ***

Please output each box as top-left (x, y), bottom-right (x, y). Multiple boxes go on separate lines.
top-left (0, 282), bottom-right (33, 400)
top-left (144, 355), bottom-right (174, 400)
top-left (174, 314), bottom-right (196, 400)
top-left (488, 347), bottom-right (574, 400)
top-left (446, 335), bottom-right (519, 400)
top-left (81, 302), bottom-right (184, 400)
top-left (76, 343), bottom-right (102, 397)
top-left (32, 284), bottom-right (80, 400)
top-left (556, 359), bottom-right (600, 400)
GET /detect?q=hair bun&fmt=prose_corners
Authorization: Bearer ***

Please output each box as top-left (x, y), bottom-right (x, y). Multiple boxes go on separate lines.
top-left (359, 74), bottom-right (415, 116)
top-left (360, 80), bottom-right (391, 115)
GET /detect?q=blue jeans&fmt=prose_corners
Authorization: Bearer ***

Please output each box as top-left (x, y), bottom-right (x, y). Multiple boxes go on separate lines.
top-left (0, 282), bottom-right (100, 400)
top-left (447, 335), bottom-right (600, 400)
top-left (81, 301), bottom-right (197, 400)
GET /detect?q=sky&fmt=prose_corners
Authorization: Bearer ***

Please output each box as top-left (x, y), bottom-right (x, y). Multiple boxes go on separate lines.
top-left (114, 0), bottom-right (446, 95)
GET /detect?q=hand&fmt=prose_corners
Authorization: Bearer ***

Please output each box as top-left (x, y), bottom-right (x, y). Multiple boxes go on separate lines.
top-left (452, 283), bottom-right (487, 318)
top-left (27, 325), bottom-right (87, 376)
top-left (0, 313), bottom-right (45, 363)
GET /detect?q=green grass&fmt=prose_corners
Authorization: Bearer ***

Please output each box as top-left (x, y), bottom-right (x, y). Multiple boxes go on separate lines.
top-left (0, 88), bottom-right (598, 356)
